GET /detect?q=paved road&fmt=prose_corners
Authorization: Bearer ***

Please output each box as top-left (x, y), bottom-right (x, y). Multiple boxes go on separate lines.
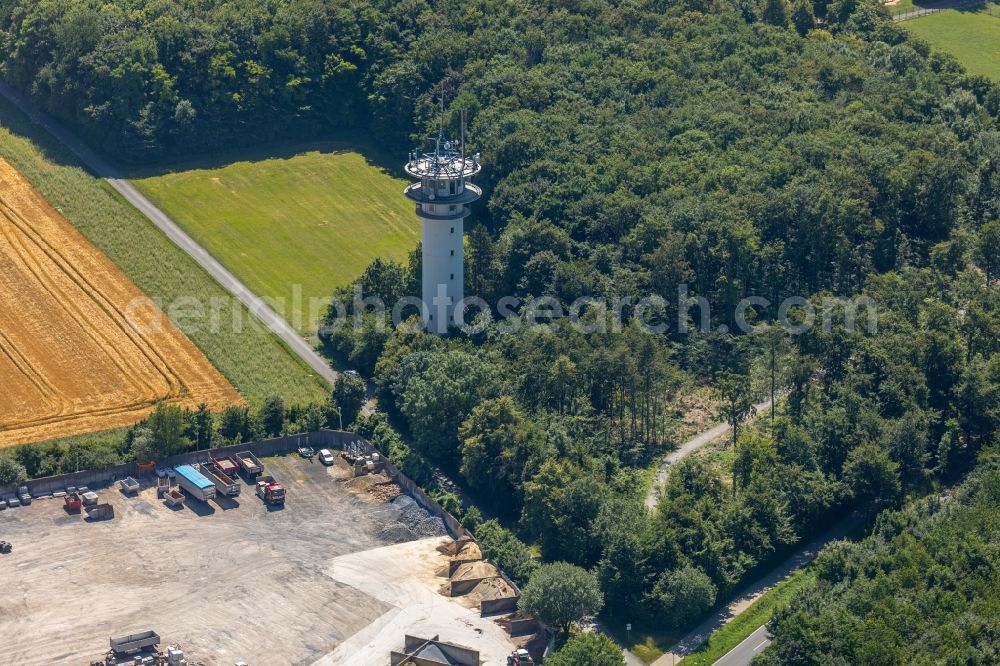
top-left (713, 626), bottom-right (771, 666)
top-left (645, 398), bottom-right (775, 510)
top-left (648, 511), bottom-right (862, 666)
top-left (0, 80), bottom-right (337, 388)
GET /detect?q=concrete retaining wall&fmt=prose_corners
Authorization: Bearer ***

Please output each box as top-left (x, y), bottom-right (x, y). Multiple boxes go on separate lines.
top-left (480, 593), bottom-right (520, 615)
top-left (501, 616), bottom-right (538, 637)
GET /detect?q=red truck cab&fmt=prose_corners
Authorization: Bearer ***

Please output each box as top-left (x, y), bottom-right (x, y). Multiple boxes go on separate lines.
top-left (255, 475), bottom-right (285, 505)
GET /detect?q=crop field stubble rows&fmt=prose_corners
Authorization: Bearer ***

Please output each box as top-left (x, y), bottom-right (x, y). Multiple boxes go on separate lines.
top-left (0, 95), bottom-right (329, 407)
top-left (0, 159), bottom-right (241, 447)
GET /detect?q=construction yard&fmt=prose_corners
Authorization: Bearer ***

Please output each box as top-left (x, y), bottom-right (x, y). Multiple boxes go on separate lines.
top-left (0, 453), bottom-right (523, 665)
top-left (0, 157), bottom-right (239, 447)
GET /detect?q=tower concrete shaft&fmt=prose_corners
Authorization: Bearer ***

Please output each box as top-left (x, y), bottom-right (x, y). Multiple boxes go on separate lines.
top-left (405, 138), bottom-right (481, 333)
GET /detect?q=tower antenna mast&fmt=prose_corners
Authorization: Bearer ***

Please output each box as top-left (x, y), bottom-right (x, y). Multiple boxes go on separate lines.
top-left (403, 98), bottom-right (482, 334)
top-left (438, 83), bottom-right (446, 148)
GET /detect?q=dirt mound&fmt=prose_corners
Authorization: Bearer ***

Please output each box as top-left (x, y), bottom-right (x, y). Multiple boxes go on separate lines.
top-left (0, 159), bottom-right (238, 447)
top-left (344, 473), bottom-right (400, 502)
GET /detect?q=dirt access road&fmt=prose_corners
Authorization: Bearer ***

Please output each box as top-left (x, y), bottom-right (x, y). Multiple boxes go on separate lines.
top-left (645, 397), bottom-right (775, 510)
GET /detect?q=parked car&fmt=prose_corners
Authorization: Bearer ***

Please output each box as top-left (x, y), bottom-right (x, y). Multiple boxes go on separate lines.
top-left (298, 446), bottom-right (315, 459)
top-left (318, 449), bottom-right (335, 465)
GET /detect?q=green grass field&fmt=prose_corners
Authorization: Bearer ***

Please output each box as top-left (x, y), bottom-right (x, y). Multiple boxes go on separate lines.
top-left (132, 143), bottom-right (420, 336)
top-left (0, 96), bottom-right (329, 406)
top-left (904, 7), bottom-right (1000, 80)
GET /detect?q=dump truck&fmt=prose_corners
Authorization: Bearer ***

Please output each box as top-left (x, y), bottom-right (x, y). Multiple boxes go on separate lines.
top-left (85, 503), bottom-right (114, 520)
top-left (236, 451), bottom-right (264, 478)
top-left (64, 491), bottom-right (82, 512)
top-left (255, 475), bottom-right (285, 505)
top-left (201, 461), bottom-right (241, 497)
top-left (175, 464), bottom-right (217, 503)
top-left (110, 631), bottom-right (160, 655)
top-left (211, 455), bottom-right (240, 478)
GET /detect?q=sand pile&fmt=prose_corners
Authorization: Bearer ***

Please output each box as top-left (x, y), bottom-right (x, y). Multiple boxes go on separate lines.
top-left (465, 577), bottom-right (516, 604)
top-left (452, 560), bottom-right (499, 581)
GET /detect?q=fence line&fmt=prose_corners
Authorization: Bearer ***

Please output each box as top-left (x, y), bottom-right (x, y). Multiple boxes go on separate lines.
top-left (890, 0), bottom-right (997, 20)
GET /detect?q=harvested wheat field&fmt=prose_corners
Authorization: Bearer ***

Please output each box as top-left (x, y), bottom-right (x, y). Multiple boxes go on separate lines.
top-left (0, 158), bottom-right (239, 446)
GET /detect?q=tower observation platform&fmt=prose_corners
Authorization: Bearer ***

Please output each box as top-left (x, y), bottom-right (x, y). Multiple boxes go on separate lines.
top-left (404, 137), bottom-right (482, 333)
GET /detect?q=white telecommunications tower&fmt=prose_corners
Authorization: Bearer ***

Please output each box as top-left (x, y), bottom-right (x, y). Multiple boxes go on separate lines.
top-left (404, 111), bottom-right (481, 334)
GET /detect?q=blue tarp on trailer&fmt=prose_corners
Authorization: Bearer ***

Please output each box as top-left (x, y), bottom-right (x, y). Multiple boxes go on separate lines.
top-left (174, 465), bottom-right (214, 491)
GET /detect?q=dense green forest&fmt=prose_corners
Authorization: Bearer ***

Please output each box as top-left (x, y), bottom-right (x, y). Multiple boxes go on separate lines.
top-left (757, 446), bottom-right (1000, 664)
top-left (3, 0), bottom-right (1000, 649)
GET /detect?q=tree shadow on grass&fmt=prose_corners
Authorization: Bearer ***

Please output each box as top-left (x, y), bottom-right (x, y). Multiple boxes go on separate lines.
top-left (903, 0), bottom-right (989, 10)
top-left (118, 133), bottom-right (405, 182)
top-left (0, 81), bottom-right (402, 183)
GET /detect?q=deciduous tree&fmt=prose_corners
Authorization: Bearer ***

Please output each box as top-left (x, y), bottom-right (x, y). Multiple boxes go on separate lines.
top-left (519, 562), bottom-right (604, 641)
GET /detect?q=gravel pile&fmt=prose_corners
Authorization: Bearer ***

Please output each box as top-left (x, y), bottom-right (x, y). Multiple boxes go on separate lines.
top-left (377, 522), bottom-right (417, 543)
top-left (376, 495), bottom-right (448, 543)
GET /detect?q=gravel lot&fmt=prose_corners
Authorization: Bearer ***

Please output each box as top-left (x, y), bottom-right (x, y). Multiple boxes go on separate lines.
top-left (0, 454), bottom-right (462, 665)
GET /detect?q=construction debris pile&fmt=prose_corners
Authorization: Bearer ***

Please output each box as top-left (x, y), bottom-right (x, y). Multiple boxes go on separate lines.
top-left (339, 442), bottom-right (449, 542)
top-left (345, 472), bottom-right (400, 501)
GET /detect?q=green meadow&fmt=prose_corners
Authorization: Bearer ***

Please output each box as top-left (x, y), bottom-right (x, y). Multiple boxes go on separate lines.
top-left (904, 6), bottom-right (1000, 80)
top-left (133, 143), bottom-right (421, 337)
